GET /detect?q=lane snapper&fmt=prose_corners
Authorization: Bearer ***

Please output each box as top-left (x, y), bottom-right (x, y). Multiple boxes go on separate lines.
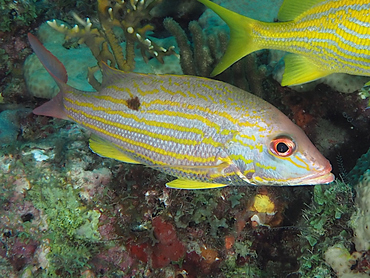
top-left (28, 33), bottom-right (334, 189)
top-left (198, 0), bottom-right (370, 86)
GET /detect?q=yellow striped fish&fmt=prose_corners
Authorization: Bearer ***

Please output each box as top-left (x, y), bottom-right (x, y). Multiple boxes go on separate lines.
top-left (198, 0), bottom-right (370, 86)
top-left (28, 33), bottom-right (334, 189)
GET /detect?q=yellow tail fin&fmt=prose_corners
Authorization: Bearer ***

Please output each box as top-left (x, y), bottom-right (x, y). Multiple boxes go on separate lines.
top-left (198, 0), bottom-right (260, 76)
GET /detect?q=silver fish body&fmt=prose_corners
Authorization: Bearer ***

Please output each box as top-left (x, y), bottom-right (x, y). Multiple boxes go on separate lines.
top-left (29, 33), bottom-right (334, 189)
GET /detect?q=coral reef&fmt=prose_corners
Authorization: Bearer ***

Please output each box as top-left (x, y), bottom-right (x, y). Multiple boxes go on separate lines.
top-left (0, 0), bottom-right (39, 32)
top-left (325, 244), bottom-right (369, 278)
top-left (24, 21), bottom-right (181, 98)
top-left (347, 148), bottom-right (370, 185)
top-left (298, 182), bottom-right (355, 277)
top-left (0, 109), bottom-right (30, 145)
top-left (151, 217), bottom-right (186, 268)
top-left (164, 17), bottom-right (214, 77)
top-left (0, 128), bottom-right (310, 277)
top-left (24, 22), bottom-right (97, 98)
top-left (164, 16), bottom-right (256, 92)
top-left (322, 170), bottom-right (370, 277)
top-left (2, 0), bottom-right (370, 276)
top-left (351, 170), bottom-right (370, 252)
top-left (47, 0), bottom-right (177, 82)
top-left (0, 27), bottom-right (33, 104)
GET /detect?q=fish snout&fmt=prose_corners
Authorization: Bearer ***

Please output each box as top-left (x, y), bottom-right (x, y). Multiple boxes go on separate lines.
top-left (305, 160), bottom-right (335, 185)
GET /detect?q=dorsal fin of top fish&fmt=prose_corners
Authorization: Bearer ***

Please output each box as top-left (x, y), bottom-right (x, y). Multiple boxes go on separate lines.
top-left (28, 33), bottom-right (334, 189)
top-left (198, 0), bottom-right (370, 86)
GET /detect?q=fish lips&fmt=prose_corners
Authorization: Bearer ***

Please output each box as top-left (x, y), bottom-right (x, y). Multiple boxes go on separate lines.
top-left (290, 163), bottom-right (335, 185)
top-left (297, 171), bottom-right (335, 185)
top-left (252, 162), bottom-right (335, 186)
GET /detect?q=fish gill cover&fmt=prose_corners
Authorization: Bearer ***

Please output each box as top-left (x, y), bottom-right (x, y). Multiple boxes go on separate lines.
top-left (0, 0), bottom-right (369, 277)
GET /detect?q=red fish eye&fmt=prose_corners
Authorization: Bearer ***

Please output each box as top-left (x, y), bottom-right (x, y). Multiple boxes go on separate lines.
top-left (270, 137), bottom-right (295, 157)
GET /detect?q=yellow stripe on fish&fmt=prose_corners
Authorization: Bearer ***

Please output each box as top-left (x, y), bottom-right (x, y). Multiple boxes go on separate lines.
top-left (198, 0), bottom-right (370, 86)
top-left (28, 33), bottom-right (334, 189)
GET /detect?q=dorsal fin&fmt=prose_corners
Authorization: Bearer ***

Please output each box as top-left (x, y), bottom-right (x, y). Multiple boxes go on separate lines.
top-left (278, 0), bottom-right (325, 21)
top-left (100, 62), bottom-right (138, 88)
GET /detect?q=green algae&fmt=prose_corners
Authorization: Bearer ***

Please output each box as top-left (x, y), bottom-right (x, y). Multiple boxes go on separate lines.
top-left (233, 239), bottom-right (253, 259)
top-left (29, 183), bottom-right (100, 241)
top-left (26, 173), bottom-right (101, 276)
top-left (222, 254), bottom-right (261, 278)
top-left (0, 0), bottom-right (38, 32)
top-left (174, 189), bottom-right (229, 237)
top-left (0, 257), bottom-right (13, 276)
top-left (298, 182), bottom-right (354, 277)
top-left (0, 125), bottom-right (103, 277)
top-left (228, 189), bottom-right (245, 208)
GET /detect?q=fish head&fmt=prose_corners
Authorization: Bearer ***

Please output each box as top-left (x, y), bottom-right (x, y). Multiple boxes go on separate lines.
top-left (247, 113), bottom-right (334, 186)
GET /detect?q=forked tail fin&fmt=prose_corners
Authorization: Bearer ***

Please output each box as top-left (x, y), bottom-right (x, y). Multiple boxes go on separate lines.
top-left (198, 0), bottom-right (261, 76)
top-left (28, 33), bottom-right (69, 120)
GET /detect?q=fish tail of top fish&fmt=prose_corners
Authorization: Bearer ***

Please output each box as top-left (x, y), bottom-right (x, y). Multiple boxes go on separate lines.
top-left (199, 0), bottom-right (370, 86)
top-left (198, 0), bottom-right (325, 83)
top-left (198, 0), bottom-right (260, 77)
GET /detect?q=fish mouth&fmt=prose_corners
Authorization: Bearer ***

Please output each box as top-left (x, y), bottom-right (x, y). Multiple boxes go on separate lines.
top-left (292, 163), bottom-right (335, 185)
top-left (251, 162), bottom-right (335, 186)
top-left (297, 171), bottom-right (335, 185)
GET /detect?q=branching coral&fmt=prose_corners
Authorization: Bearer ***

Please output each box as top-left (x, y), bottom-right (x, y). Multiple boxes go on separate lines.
top-left (47, 0), bottom-right (176, 89)
top-left (164, 17), bottom-right (265, 92)
top-left (163, 17), bottom-right (215, 77)
top-left (96, 0), bottom-right (176, 70)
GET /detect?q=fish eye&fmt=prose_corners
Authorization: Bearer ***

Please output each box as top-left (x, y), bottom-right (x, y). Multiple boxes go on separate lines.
top-left (269, 136), bottom-right (295, 157)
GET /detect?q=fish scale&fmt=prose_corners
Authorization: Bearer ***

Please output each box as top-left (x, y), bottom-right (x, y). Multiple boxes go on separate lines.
top-left (64, 75), bottom-right (260, 171)
top-left (28, 33), bottom-right (334, 189)
top-left (260, 1), bottom-right (370, 69)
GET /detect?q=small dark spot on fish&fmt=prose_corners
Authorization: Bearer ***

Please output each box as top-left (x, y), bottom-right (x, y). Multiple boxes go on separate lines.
top-left (127, 96), bottom-right (141, 111)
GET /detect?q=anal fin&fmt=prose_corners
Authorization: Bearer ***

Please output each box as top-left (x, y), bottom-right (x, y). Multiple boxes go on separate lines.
top-left (166, 179), bottom-right (228, 190)
top-left (282, 54), bottom-right (329, 86)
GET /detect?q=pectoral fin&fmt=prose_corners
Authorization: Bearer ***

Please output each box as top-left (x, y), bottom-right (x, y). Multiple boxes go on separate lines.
top-left (89, 134), bottom-right (141, 164)
top-left (282, 54), bottom-right (329, 86)
top-left (166, 179), bottom-right (228, 189)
